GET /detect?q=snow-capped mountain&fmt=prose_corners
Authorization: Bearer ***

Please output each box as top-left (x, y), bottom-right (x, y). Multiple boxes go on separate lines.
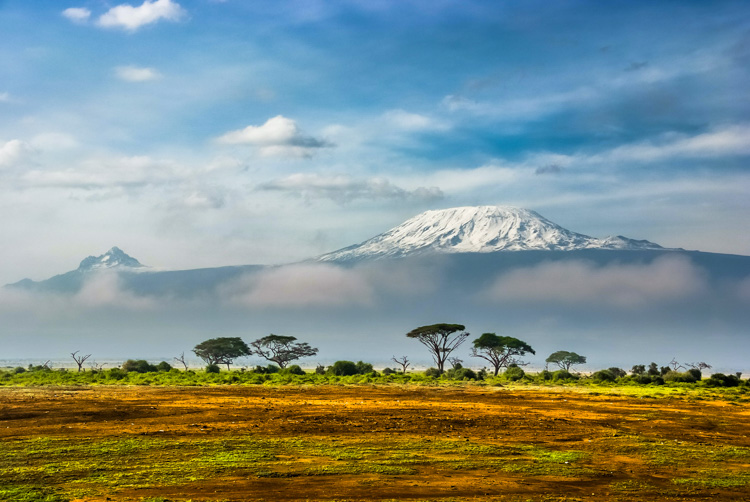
top-left (77, 246), bottom-right (145, 271)
top-left (318, 206), bottom-right (665, 262)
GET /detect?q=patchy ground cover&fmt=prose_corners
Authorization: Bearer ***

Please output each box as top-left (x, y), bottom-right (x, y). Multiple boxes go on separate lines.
top-left (1, 385), bottom-right (749, 501)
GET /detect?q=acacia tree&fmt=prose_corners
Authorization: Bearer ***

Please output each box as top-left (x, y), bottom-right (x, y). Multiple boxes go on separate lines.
top-left (193, 337), bottom-right (251, 370)
top-left (545, 350), bottom-right (586, 372)
top-left (249, 335), bottom-right (318, 369)
top-left (470, 333), bottom-right (535, 376)
top-left (406, 323), bottom-right (469, 373)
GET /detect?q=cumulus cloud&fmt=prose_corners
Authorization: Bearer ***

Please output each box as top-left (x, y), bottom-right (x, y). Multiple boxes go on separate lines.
top-left (115, 65), bottom-right (162, 82)
top-left (259, 173), bottom-right (444, 204)
top-left (0, 139), bottom-right (32, 168)
top-left (97, 0), bottom-right (186, 31)
top-left (223, 264), bottom-right (374, 308)
top-left (484, 256), bottom-right (709, 309)
top-left (62, 7), bottom-right (91, 23)
top-left (216, 115), bottom-right (332, 158)
top-left (0, 92), bottom-right (10, 102)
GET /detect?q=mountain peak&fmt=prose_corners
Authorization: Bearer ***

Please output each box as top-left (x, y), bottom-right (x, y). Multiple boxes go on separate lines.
top-left (318, 205), bottom-right (664, 262)
top-left (77, 247), bottom-right (145, 272)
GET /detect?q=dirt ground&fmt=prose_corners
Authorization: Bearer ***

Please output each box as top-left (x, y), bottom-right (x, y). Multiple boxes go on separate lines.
top-left (1, 385), bottom-right (749, 501)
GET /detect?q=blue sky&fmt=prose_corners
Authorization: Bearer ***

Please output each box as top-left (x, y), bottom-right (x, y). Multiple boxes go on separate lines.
top-left (1, 0), bottom-right (749, 283)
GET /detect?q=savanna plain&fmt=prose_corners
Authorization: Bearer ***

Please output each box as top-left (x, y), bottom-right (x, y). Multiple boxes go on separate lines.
top-left (2, 381), bottom-right (750, 502)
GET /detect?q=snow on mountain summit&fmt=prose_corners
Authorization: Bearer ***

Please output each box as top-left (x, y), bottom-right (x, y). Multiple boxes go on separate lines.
top-left (77, 246), bottom-right (145, 271)
top-left (318, 206), bottom-right (664, 261)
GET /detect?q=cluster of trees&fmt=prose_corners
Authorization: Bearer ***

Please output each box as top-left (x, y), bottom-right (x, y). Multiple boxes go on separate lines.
top-left (53, 323), bottom-right (742, 387)
top-left (192, 335), bottom-right (319, 372)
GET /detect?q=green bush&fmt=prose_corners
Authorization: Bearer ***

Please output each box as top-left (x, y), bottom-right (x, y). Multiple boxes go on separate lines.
top-left (608, 367), bottom-right (627, 378)
top-left (12, 367), bottom-right (26, 374)
top-left (446, 367), bottom-right (477, 380)
top-left (424, 367), bottom-right (442, 378)
top-left (282, 364), bottom-right (305, 375)
top-left (107, 368), bottom-right (127, 380)
top-left (205, 364), bottom-right (221, 374)
top-left (632, 374), bottom-right (653, 384)
top-left (553, 370), bottom-right (577, 381)
top-left (355, 361), bottom-right (374, 374)
top-left (706, 373), bottom-right (741, 387)
top-left (330, 360), bottom-right (358, 376)
top-left (382, 367), bottom-right (397, 375)
top-left (122, 360), bottom-right (158, 373)
top-left (539, 369), bottom-right (553, 381)
top-left (663, 370), bottom-right (697, 383)
top-left (504, 366), bottom-right (525, 381)
top-left (156, 361), bottom-right (172, 372)
top-left (253, 365), bottom-right (280, 374)
top-left (592, 369), bottom-right (616, 383)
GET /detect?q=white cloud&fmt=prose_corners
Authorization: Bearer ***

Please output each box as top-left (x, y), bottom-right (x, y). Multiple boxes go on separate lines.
top-left (224, 264), bottom-right (374, 308)
top-left (382, 109), bottom-right (448, 131)
top-left (74, 272), bottom-right (156, 310)
top-left (260, 173), bottom-right (443, 204)
top-left (484, 256), bottom-right (708, 308)
top-left (62, 7), bottom-right (91, 23)
top-left (0, 92), bottom-right (10, 103)
top-left (21, 155), bottom-right (182, 189)
top-left (217, 115), bottom-right (332, 158)
top-left (30, 133), bottom-right (78, 151)
top-left (115, 65), bottom-right (162, 82)
top-left (594, 124), bottom-right (750, 163)
top-left (97, 0), bottom-right (186, 31)
top-left (0, 139), bottom-right (32, 168)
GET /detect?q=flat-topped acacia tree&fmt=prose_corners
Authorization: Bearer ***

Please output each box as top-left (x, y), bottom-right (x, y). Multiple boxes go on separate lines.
top-left (193, 337), bottom-right (251, 370)
top-left (406, 323), bottom-right (469, 373)
top-left (471, 333), bottom-right (535, 376)
top-left (250, 334), bottom-right (319, 369)
top-left (546, 350), bottom-right (586, 372)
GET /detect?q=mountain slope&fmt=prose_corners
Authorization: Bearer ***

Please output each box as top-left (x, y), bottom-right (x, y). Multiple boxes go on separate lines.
top-left (318, 206), bottom-right (665, 262)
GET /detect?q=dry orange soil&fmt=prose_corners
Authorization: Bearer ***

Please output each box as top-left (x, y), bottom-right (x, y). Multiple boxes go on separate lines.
top-left (1, 385), bottom-right (749, 501)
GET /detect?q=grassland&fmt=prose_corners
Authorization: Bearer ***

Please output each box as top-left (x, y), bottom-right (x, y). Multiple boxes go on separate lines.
top-left (1, 380), bottom-right (749, 502)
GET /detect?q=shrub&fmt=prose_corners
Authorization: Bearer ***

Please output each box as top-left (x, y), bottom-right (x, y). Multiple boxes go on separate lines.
top-left (382, 367), bottom-right (397, 375)
top-left (706, 373), bottom-right (741, 387)
top-left (424, 367), bottom-right (442, 378)
top-left (355, 361), bottom-right (374, 374)
top-left (122, 360), bottom-right (158, 373)
top-left (592, 369), bottom-right (616, 383)
top-left (156, 361), bottom-right (172, 372)
top-left (107, 368), bottom-right (126, 380)
top-left (12, 367), bottom-right (26, 374)
top-left (205, 364), bottom-right (221, 374)
top-left (330, 360), bottom-right (358, 376)
top-left (283, 364), bottom-right (305, 375)
top-left (539, 369), bottom-right (553, 381)
top-left (253, 365), bottom-right (280, 374)
top-left (504, 366), bottom-right (525, 381)
top-left (632, 374), bottom-right (653, 385)
top-left (687, 368), bottom-right (702, 381)
top-left (553, 370), bottom-right (577, 381)
top-left (652, 376), bottom-right (665, 385)
top-left (446, 367), bottom-right (477, 380)
top-left (608, 367), bottom-right (627, 378)
top-left (663, 371), bottom-right (697, 383)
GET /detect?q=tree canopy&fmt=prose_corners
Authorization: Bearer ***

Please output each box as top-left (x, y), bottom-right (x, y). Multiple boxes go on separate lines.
top-left (249, 334), bottom-right (318, 369)
top-left (545, 350), bottom-right (586, 371)
top-left (471, 333), bottom-right (535, 376)
top-left (406, 323), bottom-right (469, 373)
top-left (193, 337), bottom-right (251, 370)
